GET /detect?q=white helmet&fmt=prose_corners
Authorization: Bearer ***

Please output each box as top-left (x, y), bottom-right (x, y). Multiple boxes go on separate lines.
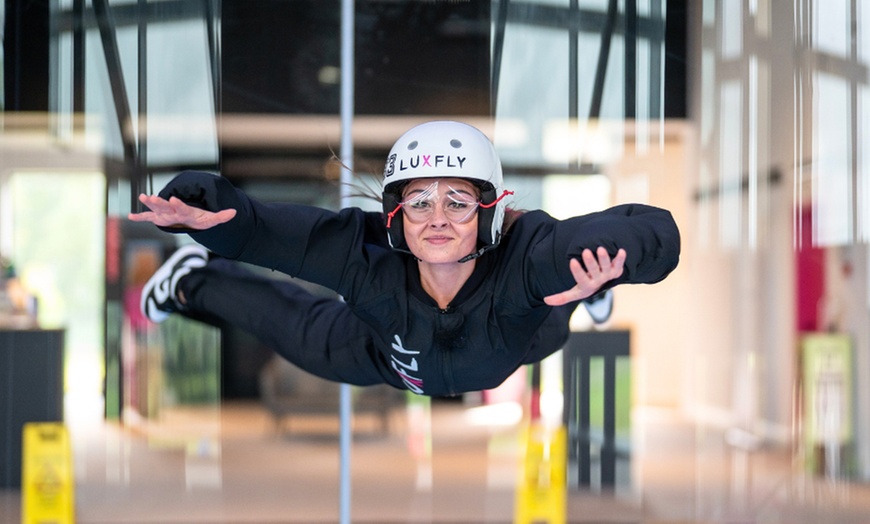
top-left (382, 121), bottom-right (511, 262)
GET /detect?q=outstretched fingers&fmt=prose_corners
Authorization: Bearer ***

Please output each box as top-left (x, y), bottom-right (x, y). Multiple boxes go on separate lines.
top-left (128, 194), bottom-right (236, 230)
top-left (604, 247), bottom-right (627, 280)
top-left (543, 247), bottom-right (627, 307)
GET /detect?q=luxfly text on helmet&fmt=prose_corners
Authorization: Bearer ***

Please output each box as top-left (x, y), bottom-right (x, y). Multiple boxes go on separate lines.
top-left (388, 153), bottom-right (468, 173)
top-left (382, 121), bottom-right (512, 262)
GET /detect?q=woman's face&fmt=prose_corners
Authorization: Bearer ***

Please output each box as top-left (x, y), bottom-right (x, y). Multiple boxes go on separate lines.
top-left (401, 178), bottom-right (480, 265)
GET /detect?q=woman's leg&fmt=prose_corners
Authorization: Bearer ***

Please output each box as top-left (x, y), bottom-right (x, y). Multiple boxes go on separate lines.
top-left (177, 258), bottom-right (394, 387)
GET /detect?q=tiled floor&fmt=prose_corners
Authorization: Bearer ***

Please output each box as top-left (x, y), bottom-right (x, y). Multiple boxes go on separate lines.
top-left (3, 397), bottom-right (870, 523)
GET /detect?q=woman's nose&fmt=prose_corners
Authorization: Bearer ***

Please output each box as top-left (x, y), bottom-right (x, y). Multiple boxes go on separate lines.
top-left (428, 203), bottom-right (449, 226)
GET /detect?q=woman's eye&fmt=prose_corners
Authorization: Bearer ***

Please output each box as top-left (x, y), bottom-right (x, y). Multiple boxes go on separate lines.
top-left (447, 201), bottom-right (471, 210)
top-left (407, 200), bottom-right (431, 210)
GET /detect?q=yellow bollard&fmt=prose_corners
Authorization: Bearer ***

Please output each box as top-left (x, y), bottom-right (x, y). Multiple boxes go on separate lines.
top-left (21, 423), bottom-right (75, 524)
top-left (514, 423), bottom-right (567, 524)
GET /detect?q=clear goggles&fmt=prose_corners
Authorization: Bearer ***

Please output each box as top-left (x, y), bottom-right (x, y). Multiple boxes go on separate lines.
top-left (385, 181), bottom-right (514, 229)
top-left (398, 182), bottom-right (480, 224)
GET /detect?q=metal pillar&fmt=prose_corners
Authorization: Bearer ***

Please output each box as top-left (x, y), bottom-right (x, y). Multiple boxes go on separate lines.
top-left (338, 0), bottom-right (355, 522)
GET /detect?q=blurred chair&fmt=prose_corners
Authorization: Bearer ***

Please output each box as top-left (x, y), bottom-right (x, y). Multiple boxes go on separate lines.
top-left (258, 355), bottom-right (405, 436)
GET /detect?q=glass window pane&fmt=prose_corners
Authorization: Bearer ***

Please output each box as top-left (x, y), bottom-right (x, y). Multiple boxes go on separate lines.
top-left (9, 171), bottom-right (105, 395)
top-left (145, 20), bottom-right (217, 165)
top-left (814, 0), bottom-right (850, 57)
top-left (719, 80), bottom-right (742, 248)
top-left (813, 73), bottom-right (852, 246)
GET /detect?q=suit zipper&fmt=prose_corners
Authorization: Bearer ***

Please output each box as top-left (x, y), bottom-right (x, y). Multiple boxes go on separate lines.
top-left (438, 306), bottom-right (456, 396)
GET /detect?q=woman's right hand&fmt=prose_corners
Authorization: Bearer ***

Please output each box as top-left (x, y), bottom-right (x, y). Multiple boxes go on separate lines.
top-left (127, 194), bottom-right (237, 230)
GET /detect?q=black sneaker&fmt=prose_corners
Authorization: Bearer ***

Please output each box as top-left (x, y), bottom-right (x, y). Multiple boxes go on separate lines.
top-left (583, 288), bottom-right (613, 325)
top-left (140, 244), bottom-right (208, 323)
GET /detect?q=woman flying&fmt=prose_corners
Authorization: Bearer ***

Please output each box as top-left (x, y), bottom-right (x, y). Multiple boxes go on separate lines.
top-left (128, 120), bottom-right (680, 396)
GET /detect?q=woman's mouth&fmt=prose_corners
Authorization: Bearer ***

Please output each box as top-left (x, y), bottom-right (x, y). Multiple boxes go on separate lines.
top-left (425, 235), bottom-right (452, 245)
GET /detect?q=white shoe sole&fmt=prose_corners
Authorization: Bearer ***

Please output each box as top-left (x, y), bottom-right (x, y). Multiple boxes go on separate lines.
top-left (584, 288), bottom-right (613, 325)
top-left (140, 244), bottom-right (208, 323)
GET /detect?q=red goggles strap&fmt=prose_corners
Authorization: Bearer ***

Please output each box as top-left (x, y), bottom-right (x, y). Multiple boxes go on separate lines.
top-left (479, 189), bottom-right (515, 209)
top-left (386, 203), bottom-right (402, 229)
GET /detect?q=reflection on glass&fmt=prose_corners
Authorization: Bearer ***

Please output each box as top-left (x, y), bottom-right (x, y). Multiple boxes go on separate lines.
top-left (6, 0), bottom-right (870, 522)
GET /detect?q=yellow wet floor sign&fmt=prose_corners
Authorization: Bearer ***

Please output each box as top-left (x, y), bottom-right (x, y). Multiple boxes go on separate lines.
top-left (514, 424), bottom-right (567, 524)
top-left (21, 423), bottom-right (75, 524)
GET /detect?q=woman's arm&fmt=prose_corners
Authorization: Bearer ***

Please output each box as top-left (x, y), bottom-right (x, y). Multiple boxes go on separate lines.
top-left (128, 170), bottom-right (375, 294)
top-left (527, 204), bottom-right (680, 303)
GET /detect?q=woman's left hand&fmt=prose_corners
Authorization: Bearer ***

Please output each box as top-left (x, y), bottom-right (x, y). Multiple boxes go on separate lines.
top-left (543, 246), bottom-right (626, 306)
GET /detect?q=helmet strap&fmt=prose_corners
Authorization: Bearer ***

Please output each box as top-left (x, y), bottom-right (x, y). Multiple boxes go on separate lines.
top-left (457, 251), bottom-right (482, 264)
